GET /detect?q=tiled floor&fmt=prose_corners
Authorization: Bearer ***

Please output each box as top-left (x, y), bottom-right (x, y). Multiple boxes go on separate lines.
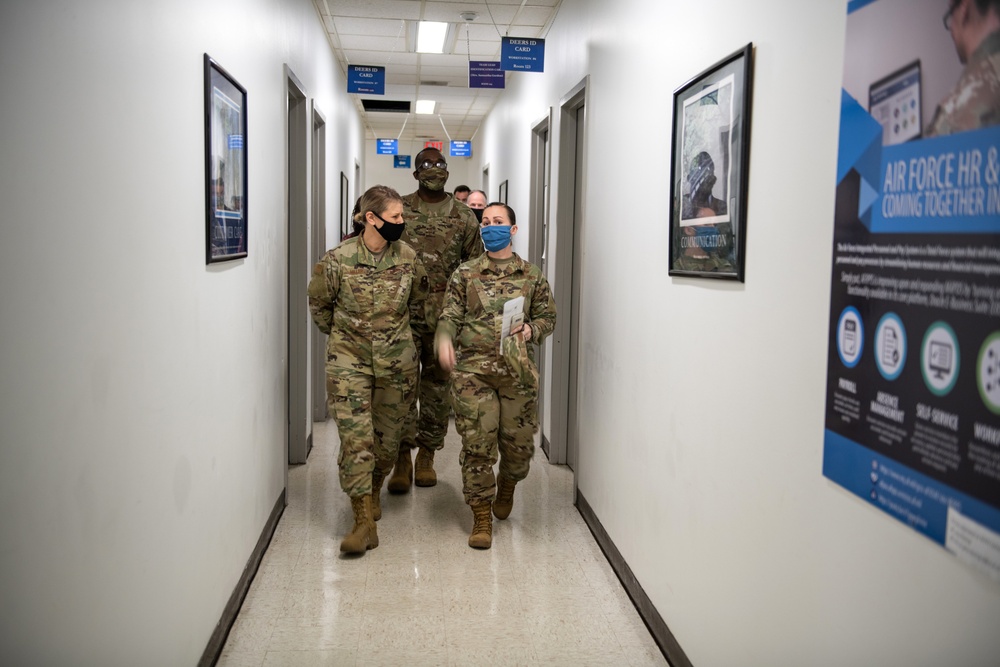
top-left (218, 420), bottom-right (667, 666)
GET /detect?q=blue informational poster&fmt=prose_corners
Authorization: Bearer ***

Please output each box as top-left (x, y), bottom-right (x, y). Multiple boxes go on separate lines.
top-left (347, 65), bottom-right (385, 95)
top-left (450, 140), bottom-right (471, 157)
top-left (377, 139), bottom-right (398, 155)
top-left (394, 155), bottom-right (411, 169)
top-left (500, 37), bottom-right (544, 72)
top-left (470, 61), bottom-right (505, 88)
top-left (824, 0), bottom-right (1000, 581)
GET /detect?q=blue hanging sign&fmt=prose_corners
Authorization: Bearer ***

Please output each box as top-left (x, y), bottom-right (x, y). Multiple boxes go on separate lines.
top-left (469, 61), bottom-right (505, 89)
top-left (450, 141), bottom-right (472, 157)
top-left (500, 37), bottom-right (545, 72)
top-left (347, 65), bottom-right (385, 95)
top-left (394, 155), bottom-right (411, 169)
top-left (377, 139), bottom-right (398, 155)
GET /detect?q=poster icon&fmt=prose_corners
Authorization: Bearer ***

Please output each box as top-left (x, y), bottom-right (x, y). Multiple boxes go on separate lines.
top-left (875, 313), bottom-right (906, 380)
top-left (837, 306), bottom-right (864, 368)
top-left (977, 332), bottom-right (1000, 415)
top-left (921, 322), bottom-right (959, 396)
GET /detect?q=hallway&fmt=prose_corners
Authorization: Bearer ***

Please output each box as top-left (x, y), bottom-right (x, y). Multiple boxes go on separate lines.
top-left (217, 422), bottom-right (666, 666)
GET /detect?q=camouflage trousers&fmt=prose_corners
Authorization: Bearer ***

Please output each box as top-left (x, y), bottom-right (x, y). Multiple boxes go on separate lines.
top-left (450, 369), bottom-right (538, 506)
top-left (328, 368), bottom-right (417, 498)
top-left (400, 328), bottom-right (452, 452)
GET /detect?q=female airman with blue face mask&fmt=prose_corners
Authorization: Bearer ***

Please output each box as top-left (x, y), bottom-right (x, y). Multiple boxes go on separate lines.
top-left (434, 203), bottom-right (557, 549)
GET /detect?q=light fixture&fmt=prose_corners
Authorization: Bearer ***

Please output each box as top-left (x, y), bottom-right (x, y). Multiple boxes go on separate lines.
top-left (415, 100), bottom-right (436, 115)
top-left (416, 21), bottom-right (449, 53)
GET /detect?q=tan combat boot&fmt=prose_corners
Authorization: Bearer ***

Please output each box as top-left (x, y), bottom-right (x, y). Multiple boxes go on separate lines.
top-left (340, 495), bottom-right (378, 554)
top-left (493, 475), bottom-right (517, 520)
top-left (414, 447), bottom-right (437, 487)
top-left (371, 469), bottom-right (385, 521)
top-left (387, 447), bottom-right (413, 494)
top-left (468, 502), bottom-right (493, 549)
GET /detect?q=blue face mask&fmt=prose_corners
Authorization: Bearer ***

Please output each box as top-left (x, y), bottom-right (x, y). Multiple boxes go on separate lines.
top-left (481, 225), bottom-right (512, 252)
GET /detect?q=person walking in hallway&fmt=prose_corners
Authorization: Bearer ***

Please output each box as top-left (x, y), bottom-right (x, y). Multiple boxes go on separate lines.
top-left (307, 185), bottom-right (428, 554)
top-left (436, 203), bottom-right (557, 549)
top-left (388, 148), bottom-right (482, 493)
top-left (465, 189), bottom-right (488, 222)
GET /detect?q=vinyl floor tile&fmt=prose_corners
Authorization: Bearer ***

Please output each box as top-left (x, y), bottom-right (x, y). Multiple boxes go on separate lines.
top-left (220, 421), bottom-right (664, 665)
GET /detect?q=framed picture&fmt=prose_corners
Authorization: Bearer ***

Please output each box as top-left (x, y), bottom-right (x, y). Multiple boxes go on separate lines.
top-left (499, 179), bottom-right (508, 205)
top-left (340, 172), bottom-right (350, 240)
top-left (204, 54), bottom-right (248, 263)
top-left (668, 43), bottom-right (754, 281)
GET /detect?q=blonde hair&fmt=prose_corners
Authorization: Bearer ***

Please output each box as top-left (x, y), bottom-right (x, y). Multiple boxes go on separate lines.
top-left (352, 185), bottom-right (402, 234)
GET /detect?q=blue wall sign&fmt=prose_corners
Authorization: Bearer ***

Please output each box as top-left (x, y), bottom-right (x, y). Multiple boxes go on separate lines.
top-left (470, 61), bottom-right (505, 88)
top-left (377, 139), bottom-right (398, 155)
top-left (347, 65), bottom-right (385, 95)
top-left (450, 141), bottom-right (472, 157)
top-left (394, 155), bottom-right (411, 169)
top-left (501, 37), bottom-right (545, 72)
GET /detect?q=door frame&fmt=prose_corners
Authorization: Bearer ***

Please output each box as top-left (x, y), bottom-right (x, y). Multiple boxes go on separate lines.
top-left (548, 77), bottom-right (588, 471)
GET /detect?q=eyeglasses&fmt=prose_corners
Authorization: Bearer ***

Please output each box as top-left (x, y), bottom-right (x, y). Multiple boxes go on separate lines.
top-left (943, 0), bottom-right (959, 30)
top-left (417, 160), bottom-right (448, 171)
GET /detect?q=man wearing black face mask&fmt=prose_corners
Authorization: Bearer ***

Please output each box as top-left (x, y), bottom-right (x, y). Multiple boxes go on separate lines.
top-left (388, 148), bottom-right (482, 494)
top-left (466, 189), bottom-right (488, 223)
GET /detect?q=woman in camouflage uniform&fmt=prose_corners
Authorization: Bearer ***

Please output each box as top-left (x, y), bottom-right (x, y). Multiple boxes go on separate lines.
top-left (307, 185), bottom-right (428, 554)
top-left (435, 203), bottom-right (557, 549)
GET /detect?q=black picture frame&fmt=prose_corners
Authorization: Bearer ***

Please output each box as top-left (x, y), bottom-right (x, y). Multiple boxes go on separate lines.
top-left (340, 172), bottom-right (350, 240)
top-left (204, 54), bottom-right (248, 263)
top-left (668, 43), bottom-right (754, 281)
top-left (499, 179), bottom-right (508, 205)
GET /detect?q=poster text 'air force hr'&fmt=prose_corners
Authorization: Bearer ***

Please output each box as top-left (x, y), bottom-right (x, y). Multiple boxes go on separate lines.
top-left (824, 0), bottom-right (1000, 581)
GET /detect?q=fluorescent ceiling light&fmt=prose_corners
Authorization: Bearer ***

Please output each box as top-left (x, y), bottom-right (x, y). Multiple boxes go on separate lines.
top-left (415, 100), bottom-right (436, 115)
top-left (416, 21), bottom-right (448, 53)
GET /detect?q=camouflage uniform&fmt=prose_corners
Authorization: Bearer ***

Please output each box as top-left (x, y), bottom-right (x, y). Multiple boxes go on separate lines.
top-left (436, 253), bottom-right (557, 506)
top-left (399, 192), bottom-right (482, 453)
top-left (925, 29), bottom-right (1000, 137)
top-left (307, 235), bottom-right (428, 498)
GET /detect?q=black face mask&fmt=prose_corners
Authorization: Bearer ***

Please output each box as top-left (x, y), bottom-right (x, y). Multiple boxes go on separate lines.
top-left (372, 212), bottom-right (405, 243)
top-left (472, 208), bottom-right (484, 223)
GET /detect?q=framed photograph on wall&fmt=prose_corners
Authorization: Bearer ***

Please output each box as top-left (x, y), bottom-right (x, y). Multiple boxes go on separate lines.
top-left (668, 43), bottom-right (754, 281)
top-left (204, 54), bottom-right (248, 263)
top-left (499, 179), bottom-right (508, 205)
top-left (340, 172), bottom-right (350, 240)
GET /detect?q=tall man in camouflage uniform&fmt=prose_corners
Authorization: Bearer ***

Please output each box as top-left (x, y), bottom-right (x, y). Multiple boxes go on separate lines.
top-left (436, 203), bottom-right (557, 549)
top-left (308, 185), bottom-right (428, 554)
top-left (388, 148), bottom-right (482, 492)
top-left (926, 0), bottom-right (1000, 136)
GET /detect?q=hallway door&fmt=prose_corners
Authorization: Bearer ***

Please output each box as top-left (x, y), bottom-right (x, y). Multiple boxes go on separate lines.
top-left (311, 104), bottom-right (327, 423)
top-left (549, 80), bottom-right (587, 471)
top-left (287, 68), bottom-right (310, 464)
top-left (529, 114), bottom-right (552, 456)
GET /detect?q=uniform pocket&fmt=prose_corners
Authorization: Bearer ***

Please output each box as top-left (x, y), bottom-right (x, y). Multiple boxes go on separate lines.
top-left (339, 271), bottom-right (370, 313)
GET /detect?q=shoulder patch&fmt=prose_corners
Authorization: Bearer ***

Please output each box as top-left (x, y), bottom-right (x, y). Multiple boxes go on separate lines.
top-left (313, 262), bottom-right (324, 275)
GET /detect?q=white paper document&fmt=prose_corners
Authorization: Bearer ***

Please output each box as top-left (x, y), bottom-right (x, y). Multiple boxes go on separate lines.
top-left (500, 296), bottom-right (525, 350)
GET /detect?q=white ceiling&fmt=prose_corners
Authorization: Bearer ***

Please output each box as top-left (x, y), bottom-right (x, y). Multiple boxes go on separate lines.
top-left (314, 0), bottom-right (563, 143)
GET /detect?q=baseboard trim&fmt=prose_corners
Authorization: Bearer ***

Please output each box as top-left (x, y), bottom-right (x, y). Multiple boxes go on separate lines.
top-left (199, 489), bottom-right (286, 667)
top-left (576, 491), bottom-right (693, 667)
top-left (541, 433), bottom-right (550, 459)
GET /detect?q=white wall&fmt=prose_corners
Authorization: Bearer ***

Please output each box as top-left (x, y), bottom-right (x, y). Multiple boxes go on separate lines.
top-left (477, 0), bottom-right (1000, 665)
top-left (0, 1), bottom-right (363, 664)
top-left (363, 138), bottom-right (478, 200)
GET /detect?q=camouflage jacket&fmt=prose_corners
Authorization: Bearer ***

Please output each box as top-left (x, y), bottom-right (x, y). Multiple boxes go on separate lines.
top-left (436, 253), bottom-right (556, 378)
top-left (925, 30), bottom-right (1000, 137)
top-left (400, 191), bottom-right (482, 332)
top-left (307, 235), bottom-right (428, 377)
